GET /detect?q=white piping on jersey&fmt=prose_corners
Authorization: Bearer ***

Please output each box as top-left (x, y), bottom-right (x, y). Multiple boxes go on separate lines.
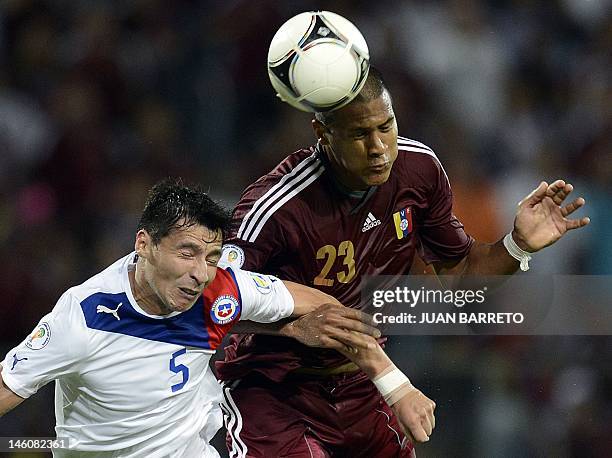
top-left (220, 402), bottom-right (233, 439)
top-left (222, 384), bottom-right (248, 458)
top-left (304, 431), bottom-right (315, 458)
top-left (238, 138), bottom-right (444, 243)
top-left (237, 152), bottom-right (325, 243)
top-left (376, 408), bottom-right (404, 447)
top-left (220, 402), bottom-right (242, 458)
top-left (397, 136), bottom-right (434, 152)
top-left (246, 165), bottom-right (324, 242)
top-left (237, 152), bottom-right (318, 240)
top-left (397, 136), bottom-right (450, 183)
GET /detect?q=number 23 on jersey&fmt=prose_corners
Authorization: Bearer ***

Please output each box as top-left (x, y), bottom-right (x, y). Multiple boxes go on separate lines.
top-left (314, 240), bottom-right (356, 286)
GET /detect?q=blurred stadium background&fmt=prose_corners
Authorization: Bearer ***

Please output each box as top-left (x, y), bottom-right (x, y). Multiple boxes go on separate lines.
top-left (0, 0), bottom-right (610, 456)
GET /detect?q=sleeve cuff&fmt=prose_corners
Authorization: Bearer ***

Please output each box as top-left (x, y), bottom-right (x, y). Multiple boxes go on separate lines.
top-left (1, 364), bottom-right (34, 399)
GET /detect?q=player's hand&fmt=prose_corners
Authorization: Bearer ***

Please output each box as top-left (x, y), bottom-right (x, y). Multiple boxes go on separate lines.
top-left (285, 303), bottom-right (380, 352)
top-left (390, 387), bottom-right (436, 443)
top-left (512, 180), bottom-right (590, 252)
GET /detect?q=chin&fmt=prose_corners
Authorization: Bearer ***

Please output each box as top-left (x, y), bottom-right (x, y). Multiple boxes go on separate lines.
top-left (165, 299), bottom-right (192, 314)
top-left (175, 301), bottom-right (196, 313)
top-left (366, 174), bottom-right (391, 187)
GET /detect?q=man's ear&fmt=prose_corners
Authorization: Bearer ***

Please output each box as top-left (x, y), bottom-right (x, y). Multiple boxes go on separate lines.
top-left (312, 119), bottom-right (331, 146)
top-left (135, 230), bottom-right (152, 259)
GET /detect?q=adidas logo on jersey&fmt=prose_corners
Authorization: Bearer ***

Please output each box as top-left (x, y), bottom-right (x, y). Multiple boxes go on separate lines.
top-left (362, 212), bottom-right (381, 232)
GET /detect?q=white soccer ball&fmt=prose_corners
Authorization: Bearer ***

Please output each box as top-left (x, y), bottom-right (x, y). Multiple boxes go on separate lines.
top-left (267, 11), bottom-right (370, 113)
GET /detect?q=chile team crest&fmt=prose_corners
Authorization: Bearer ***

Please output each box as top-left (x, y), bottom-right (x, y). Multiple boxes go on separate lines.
top-left (210, 295), bottom-right (240, 324)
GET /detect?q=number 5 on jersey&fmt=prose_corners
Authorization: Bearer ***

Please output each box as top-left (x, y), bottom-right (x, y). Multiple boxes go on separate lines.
top-left (169, 348), bottom-right (190, 392)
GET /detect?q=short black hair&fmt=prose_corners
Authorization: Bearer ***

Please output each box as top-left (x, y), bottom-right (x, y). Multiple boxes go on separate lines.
top-left (137, 178), bottom-right (232, 244)
top-left (314, 66), bottom-right (390, 126)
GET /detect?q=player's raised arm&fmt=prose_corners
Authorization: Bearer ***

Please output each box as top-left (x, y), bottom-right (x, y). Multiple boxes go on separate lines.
top-left (435, 180), bottom-right (590, 275)
top-left (0, 370), bottom-right (25, 417)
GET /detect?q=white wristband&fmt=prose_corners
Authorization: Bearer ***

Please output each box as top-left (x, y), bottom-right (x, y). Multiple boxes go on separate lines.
top-left (503, 233), bottom-right (532, 271)
top-left (373, 366), bottom-right (410, 397)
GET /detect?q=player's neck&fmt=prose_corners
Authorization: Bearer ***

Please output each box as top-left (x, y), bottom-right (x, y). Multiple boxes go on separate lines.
top-left (331, 173), bottom-right (368, 198)
top-left (129, 263), bottom-right (172, 316)
top-left (320, 145), bottom-right (369, 197)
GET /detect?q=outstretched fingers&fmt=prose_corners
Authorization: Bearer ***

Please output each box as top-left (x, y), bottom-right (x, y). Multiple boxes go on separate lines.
top-left (520, 181), bottom-right (548, 207)
top-left (565, 216), bottom-right (591, 231)
top-left (561, 197), bottom-right (585, 217)
top-left (545, 179), bottom-right (565, 195)
top-left (547, 180), bottom-right (574, 205)
top-left (560, 196), bottom-right (590, 231)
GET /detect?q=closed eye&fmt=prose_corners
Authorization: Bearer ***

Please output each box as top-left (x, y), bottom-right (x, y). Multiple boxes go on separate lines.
top-left (378, 116), bottom-right (395, 131)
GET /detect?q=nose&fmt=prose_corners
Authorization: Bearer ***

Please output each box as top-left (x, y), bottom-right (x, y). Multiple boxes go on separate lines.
top-left (366, 132), bottom-right (385, 157)
top-left (191, 259), bottom-right (210, 286)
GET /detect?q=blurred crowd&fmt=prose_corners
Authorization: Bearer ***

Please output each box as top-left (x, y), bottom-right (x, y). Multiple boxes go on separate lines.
top-left (0, 0), bottom-right (610, 456)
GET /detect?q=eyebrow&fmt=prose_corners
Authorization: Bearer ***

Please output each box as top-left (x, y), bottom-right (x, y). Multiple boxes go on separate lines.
top-left (177, 242), bottom-right (204, 253)
top-left (207, 247), bottom-right (222, 258)
top-left (379, 116), bottom-right (395, 127)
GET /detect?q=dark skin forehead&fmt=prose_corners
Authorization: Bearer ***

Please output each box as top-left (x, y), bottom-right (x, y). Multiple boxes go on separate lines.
top-left (328, 91), bottom-right (394, 131)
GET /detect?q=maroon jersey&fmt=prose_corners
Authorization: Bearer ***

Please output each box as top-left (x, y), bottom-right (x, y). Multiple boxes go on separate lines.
top-left (216, 136), bottom-right (474, 381)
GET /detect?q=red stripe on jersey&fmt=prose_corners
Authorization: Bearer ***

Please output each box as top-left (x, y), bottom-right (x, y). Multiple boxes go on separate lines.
top-left (203, 269), bottom-right (242, 350)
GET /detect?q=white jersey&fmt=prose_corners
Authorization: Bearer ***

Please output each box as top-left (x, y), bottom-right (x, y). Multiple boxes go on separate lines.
top-left (1, 253), bottom-right (294, 457)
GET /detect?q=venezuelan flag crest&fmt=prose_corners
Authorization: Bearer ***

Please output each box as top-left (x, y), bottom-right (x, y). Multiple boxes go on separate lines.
top-left (393, 207), bottom-right (413, 239)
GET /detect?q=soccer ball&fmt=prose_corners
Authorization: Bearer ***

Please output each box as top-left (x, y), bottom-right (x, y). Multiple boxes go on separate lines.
top-left (267, 11), bottom-right (370, 113)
